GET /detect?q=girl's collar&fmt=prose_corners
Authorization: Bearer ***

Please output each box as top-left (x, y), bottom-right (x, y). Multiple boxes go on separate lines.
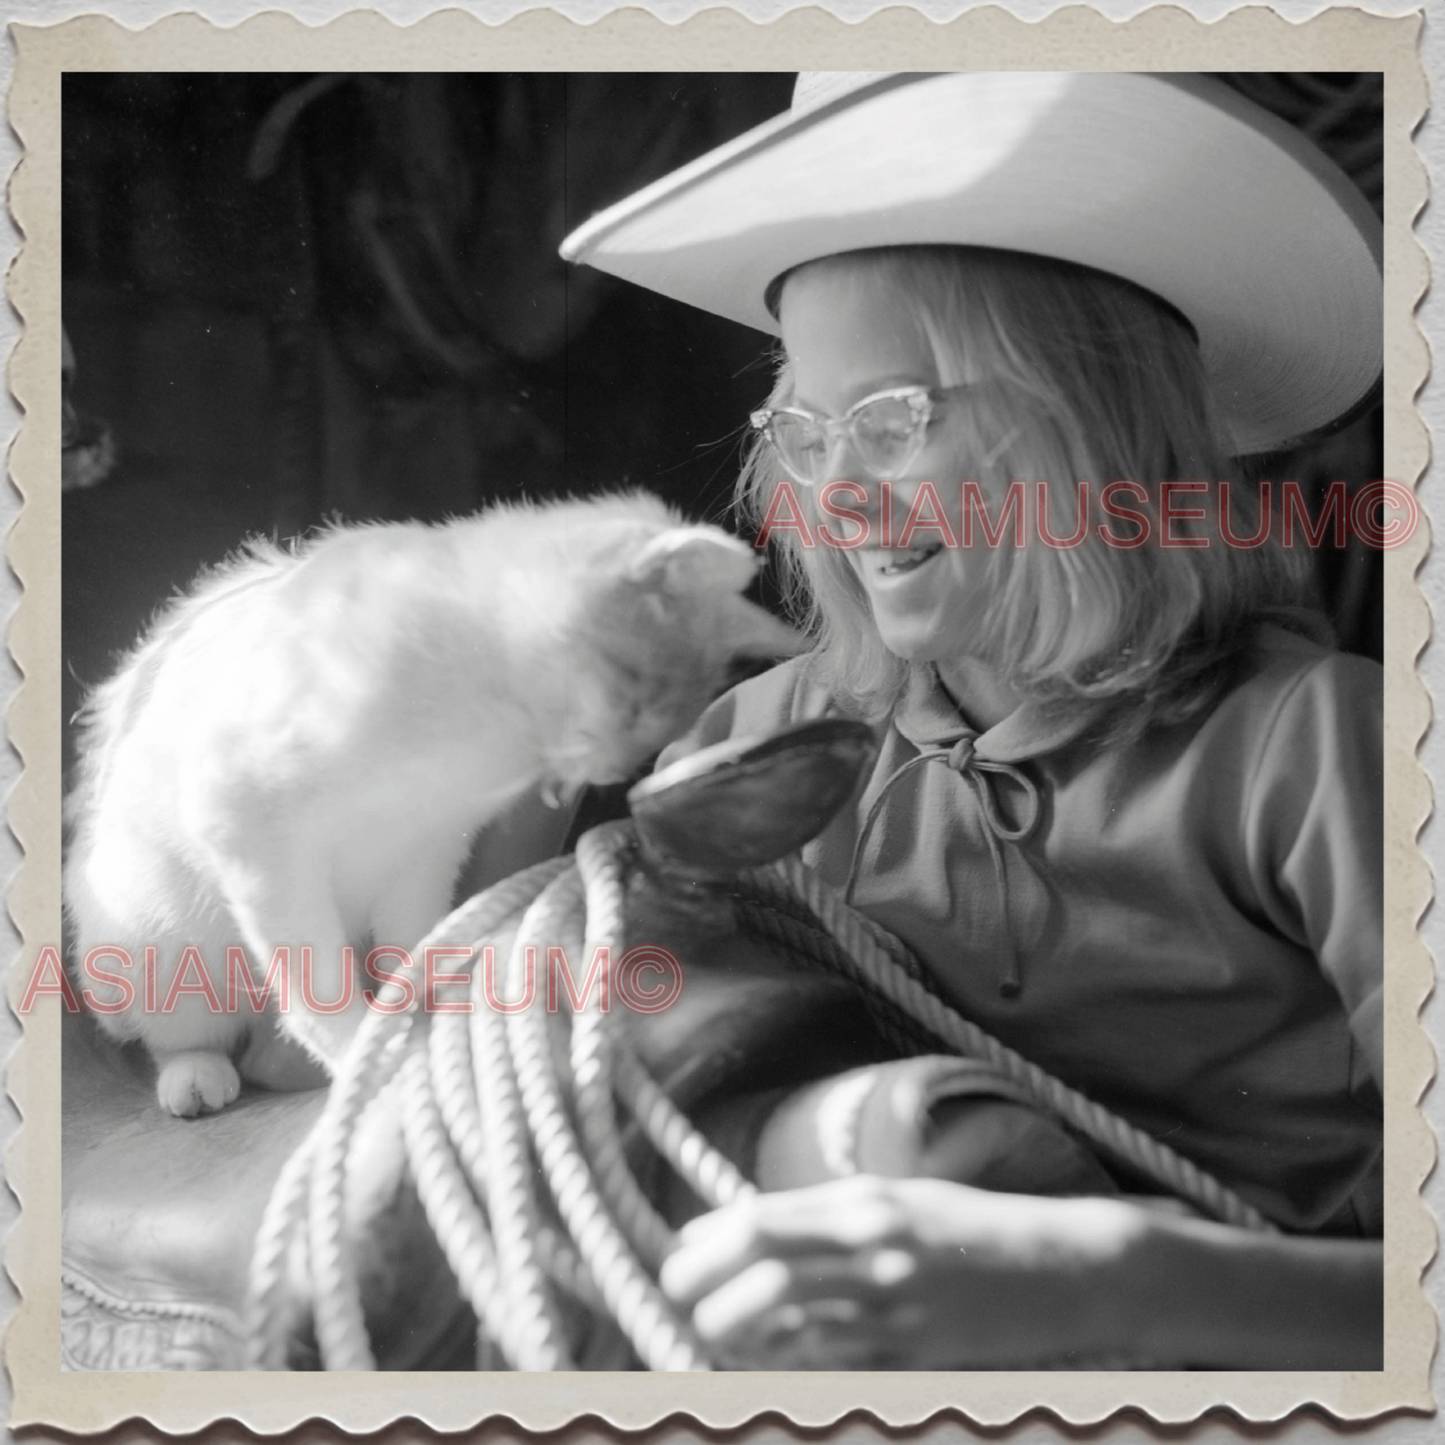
top-left (893, 665), bottom-right (1109, 764)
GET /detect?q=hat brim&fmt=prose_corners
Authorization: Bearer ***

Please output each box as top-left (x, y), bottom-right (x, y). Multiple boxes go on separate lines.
top-left (561, 73), bottom-right (1382, 456)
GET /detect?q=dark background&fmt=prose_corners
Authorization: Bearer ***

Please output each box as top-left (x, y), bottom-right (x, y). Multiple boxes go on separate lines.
top-left (61, 72), bottom-right (1385, 784)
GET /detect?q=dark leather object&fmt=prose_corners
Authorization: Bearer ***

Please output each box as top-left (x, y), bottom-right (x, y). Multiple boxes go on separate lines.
top-left (629, 720), bottom-right (878, 880)
top-left (619, 888), bottom-right (897, 1111)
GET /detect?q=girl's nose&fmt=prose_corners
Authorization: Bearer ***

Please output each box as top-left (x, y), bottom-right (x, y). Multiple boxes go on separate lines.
top-left (824, 472), bottom-right (912, 551)
top-left (822, 428), bottom-right (873, 489)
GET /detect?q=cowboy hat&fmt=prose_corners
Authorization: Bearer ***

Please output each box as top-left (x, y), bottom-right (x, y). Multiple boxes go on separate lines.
top-left (560, 72), bottom-right (1382, 455)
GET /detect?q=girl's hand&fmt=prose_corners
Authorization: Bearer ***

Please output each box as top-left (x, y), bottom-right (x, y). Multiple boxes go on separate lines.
top-left (659, 1175), bottom-right (1152, 1370)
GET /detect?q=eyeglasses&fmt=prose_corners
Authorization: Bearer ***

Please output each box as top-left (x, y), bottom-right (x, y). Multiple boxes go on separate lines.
top-left (751, 384), bottom-right (955, 488)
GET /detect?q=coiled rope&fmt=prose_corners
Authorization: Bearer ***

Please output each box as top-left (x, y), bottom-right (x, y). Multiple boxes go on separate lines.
top-left (247, 819), bottom-right (1275, 1371)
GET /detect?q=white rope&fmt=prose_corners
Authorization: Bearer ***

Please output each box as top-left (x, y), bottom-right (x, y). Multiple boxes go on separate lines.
top-left (247, 1018), bottom-right (416, 1369)
top-left (477, 874), bottom-right (577, 1369)
top-left (248, 818), bottom-right (1276, 1371)
top-left (610, 1047), bottom-right (755, 1209)
top-left (399, 1046), bottom-right (516, 1354)
top-left (246, 1127), bottom-right (316, 1368)
top-left (570, 826), bottom-right (676, 1270)
top-left (507, 843), bottom-right (706, 1371)
top-left (246, 858), bottom-right (568, 1369)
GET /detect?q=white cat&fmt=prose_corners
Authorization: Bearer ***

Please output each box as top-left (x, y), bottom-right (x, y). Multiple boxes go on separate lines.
top-left (65, 493), bottom-right (800, 1116)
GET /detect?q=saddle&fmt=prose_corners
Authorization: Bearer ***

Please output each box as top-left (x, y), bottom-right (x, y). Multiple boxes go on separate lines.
top-left (61, 721), bottom-right (1114, 1371)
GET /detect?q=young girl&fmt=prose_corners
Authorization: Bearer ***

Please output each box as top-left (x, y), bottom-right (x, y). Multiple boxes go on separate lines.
top-left (563, 72), bottom-right (1384, 1368)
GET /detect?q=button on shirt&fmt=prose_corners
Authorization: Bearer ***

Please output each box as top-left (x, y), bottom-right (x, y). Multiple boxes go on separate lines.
top-left (661, 627), bottom-right (1383, 1235)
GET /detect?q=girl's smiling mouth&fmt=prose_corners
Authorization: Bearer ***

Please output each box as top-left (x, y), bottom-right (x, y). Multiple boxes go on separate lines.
top-left (864, 543), bottom-right (945, 578)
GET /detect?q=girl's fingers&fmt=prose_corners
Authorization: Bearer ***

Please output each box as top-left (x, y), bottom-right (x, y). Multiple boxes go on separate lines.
top-left (664, 1178), bottom-right (915, 1304)
top-left (661, 1210), bottom-right (846, 1306)
top-left (698, 1268), bottom-right (926, 1369)
top-left (687, 1248), bottom-right (921, 1345)
top-left (689, 1257), bottom-right (793, 1341)
top-left (662, 1182), bottom-right (1149, 1368)
top-left (721, 1300), bottom-right (878, 1370)
top-left (674, 1177), bottom-right (896, 1249)
top-left (660, 1209), bottom-right (765, 1305)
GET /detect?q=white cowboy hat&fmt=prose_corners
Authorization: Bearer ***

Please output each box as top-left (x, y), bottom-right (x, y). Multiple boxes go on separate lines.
top-left (560, 72), bottom-right (1381, 455)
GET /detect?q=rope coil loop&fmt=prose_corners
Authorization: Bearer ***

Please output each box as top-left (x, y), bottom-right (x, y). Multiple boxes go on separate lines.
top-left (247, 820), bottom-right (1275, 1371)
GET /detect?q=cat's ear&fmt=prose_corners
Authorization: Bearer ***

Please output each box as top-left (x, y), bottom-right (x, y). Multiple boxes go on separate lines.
top-left (629, 528), bottom-right (757, 596)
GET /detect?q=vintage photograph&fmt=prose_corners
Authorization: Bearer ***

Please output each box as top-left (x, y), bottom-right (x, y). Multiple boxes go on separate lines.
top-left (6, 6), bottom-right (1431, 1433)
top-left (54, 64), bottom-right (1389, 1373)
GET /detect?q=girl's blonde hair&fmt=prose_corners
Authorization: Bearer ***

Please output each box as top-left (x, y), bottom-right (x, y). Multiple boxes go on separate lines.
top-left (738, 246), bottom-right (1311, 734)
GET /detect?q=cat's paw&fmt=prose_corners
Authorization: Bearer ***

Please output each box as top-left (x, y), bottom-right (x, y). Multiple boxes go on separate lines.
top-left (156, 1051), bottom-right (241, 1117)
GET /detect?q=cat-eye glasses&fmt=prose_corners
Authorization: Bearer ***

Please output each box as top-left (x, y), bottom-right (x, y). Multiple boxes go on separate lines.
top-left (751, 383), bottom-right (970, 488)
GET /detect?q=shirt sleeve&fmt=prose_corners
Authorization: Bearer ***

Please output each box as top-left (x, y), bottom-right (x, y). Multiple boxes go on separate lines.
top-left (1241, 651), bottom-right (1384, 1090)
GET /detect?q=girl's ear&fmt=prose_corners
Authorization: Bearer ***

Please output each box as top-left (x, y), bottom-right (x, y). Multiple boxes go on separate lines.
top-left (629, 527), bottom-right (759, 596)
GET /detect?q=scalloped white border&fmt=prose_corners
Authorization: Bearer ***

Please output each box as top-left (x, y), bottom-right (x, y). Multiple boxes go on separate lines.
top-left (2, 5), bottom-right (1433, 1435)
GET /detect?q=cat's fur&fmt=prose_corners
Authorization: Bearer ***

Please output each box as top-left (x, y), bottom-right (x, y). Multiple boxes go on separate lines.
top-left (65, 493), bottom-right (800, 1116)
